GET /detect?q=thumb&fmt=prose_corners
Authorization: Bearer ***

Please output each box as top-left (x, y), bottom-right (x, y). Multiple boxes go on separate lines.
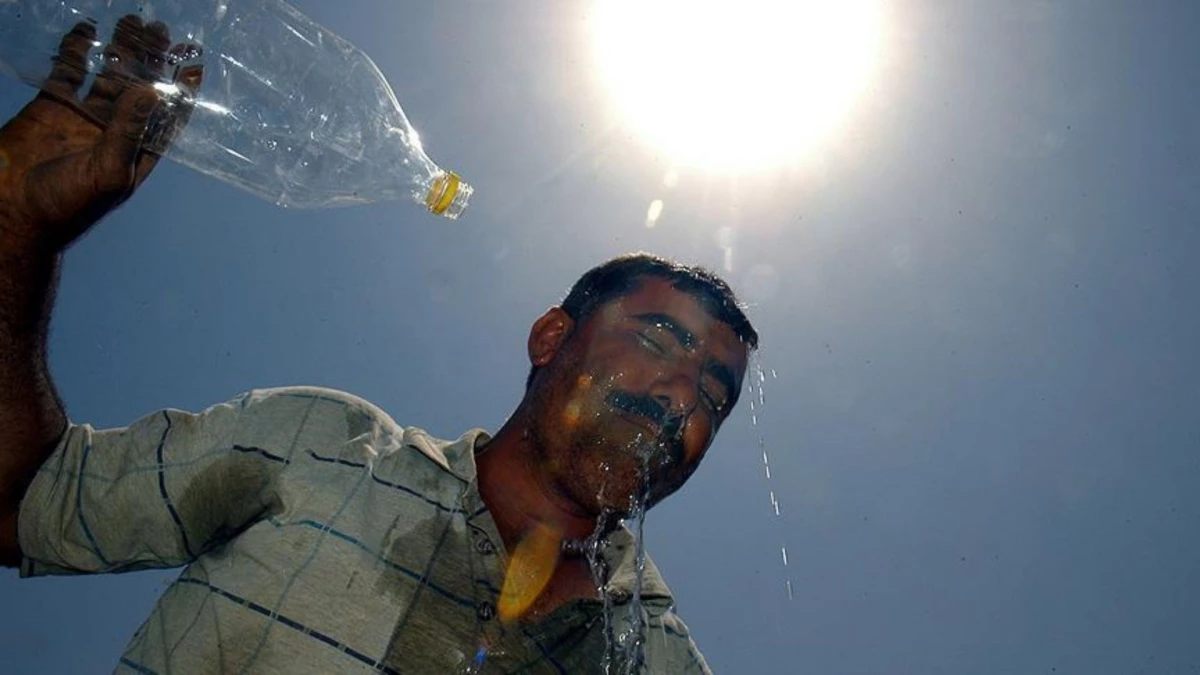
top-left (92, 86), bottom-right (158, 196)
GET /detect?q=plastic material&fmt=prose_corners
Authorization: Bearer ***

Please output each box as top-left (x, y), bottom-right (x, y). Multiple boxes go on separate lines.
top-left (0, 0), bottom-right (473, 216)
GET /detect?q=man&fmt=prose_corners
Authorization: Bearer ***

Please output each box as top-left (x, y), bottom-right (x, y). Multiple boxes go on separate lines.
top-left (0, 18), bottom-right (758, 674)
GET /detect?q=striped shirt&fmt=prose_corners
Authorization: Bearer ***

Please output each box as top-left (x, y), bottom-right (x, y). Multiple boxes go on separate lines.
top-left (19, 386), bottom-right (713, 674)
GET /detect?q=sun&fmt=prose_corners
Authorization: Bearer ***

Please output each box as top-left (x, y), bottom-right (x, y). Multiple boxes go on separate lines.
top-left (590, 0), bottom-right (885, 171)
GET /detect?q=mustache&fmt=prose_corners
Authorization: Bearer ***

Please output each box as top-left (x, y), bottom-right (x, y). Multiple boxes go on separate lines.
top-left (606, 390), bottom-right (686, 465)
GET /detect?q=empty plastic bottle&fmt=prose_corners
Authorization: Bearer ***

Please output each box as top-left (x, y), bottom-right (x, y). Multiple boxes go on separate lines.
top-left (0, 0), bottom-right (472, 217)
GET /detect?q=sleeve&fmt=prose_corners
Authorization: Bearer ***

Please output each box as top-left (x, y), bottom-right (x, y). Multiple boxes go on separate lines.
top-left (644, 605), bottom-right (714, 674)
top-left (17, 391), bottom-right (288, 577)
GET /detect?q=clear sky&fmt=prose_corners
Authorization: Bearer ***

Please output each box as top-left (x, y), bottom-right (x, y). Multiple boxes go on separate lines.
top-left (2, 0), bottom-right (1199, 673)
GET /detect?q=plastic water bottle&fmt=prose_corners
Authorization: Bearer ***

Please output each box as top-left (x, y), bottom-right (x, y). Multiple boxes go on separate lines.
top-left (0, 0), bottom-right (472, 217)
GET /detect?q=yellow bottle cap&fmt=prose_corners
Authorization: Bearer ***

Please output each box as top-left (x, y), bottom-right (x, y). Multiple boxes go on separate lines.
top-left (425, 171), bottom-right (462, 216)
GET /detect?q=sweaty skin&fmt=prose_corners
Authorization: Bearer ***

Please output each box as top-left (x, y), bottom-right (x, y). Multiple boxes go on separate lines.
top-left (476, 276), bottom-right (749, 618)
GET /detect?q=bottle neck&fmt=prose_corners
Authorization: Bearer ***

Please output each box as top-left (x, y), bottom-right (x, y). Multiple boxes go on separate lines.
top-left (422, 171), bottom-right (473, 220)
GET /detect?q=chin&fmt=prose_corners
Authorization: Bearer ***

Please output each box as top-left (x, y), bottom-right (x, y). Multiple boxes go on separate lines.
top-left (566, 431), bottom-right (675, 514)
top-left (600, 492), bottom-right (644, 517)
top-left (595, 470), bottom-right (662, 516)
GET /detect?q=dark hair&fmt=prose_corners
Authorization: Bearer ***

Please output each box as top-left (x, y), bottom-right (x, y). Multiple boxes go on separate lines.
top-left (526, 252), bottom-right (759, 390)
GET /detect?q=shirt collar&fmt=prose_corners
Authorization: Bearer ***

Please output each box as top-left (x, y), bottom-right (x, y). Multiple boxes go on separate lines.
top-left (404, 427), bottom-right (676, 605)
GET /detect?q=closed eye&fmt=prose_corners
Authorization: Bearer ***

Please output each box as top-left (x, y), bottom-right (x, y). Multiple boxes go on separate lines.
top-left (636, 332), bottom-right (668, 355)
top-left (701, 388), bottom-right (727, 416)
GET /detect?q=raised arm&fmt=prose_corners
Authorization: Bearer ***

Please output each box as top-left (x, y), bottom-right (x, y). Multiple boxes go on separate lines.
top-left (0, 18), bottom-right (200, 566)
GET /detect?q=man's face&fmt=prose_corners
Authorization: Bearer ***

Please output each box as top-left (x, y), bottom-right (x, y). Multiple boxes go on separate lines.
top-left (527, 277), bottom-right (749, 517)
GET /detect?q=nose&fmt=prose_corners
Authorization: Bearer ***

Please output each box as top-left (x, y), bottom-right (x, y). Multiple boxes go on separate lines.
top-left (649, 369), bottom-right (699, 418)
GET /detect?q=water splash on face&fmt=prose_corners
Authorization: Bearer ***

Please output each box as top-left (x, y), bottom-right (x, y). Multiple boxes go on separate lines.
top-left (581, 436), bottom-right (657, 674)
top-left (607, 390), bottom-right (687, 469)
top-left (616, 454), bottom-right (653, 674)
top-left (583, 512), bottom-right (618, 673)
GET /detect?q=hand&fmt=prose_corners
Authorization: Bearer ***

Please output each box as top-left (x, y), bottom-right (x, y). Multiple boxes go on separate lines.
top-left (0, 16), bottom-right (203, 253)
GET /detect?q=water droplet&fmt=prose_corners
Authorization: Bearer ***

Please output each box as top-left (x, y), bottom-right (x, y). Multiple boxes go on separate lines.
top-left (781, 547), bottom-right (789, 566)
top-left (786, 579), bottom-right (794, 600)
top-left (263, 139), bottom-right (277, 150)
top-left (168, 45), bottom-right (202, 66)
top-left (645, 199), bottom-right (664, 228)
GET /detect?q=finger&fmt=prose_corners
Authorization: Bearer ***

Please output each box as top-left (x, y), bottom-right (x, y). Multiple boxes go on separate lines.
top-left (169, 58), bottom-right (204, 132)
top-left (80, 44), bottom-right (128, 122)
top-left (135, 46), bottom-right (203, 180)
top-left (83, 15), bottom-right (144, 112)
top-left (43, 22), bottom-right (97, 100)
top-left (121, 18), bottom-right (171, 81)
top-left (163, 43), bottom-right (204, 129)
top-left (171, 42), bottom-right (204, 96)
top-left (94, 86), bottom-right (160, 196)
top-left (140, 21), bottom-right (172, 79)
top-left (111, 14), bottom-right (167, 81)
top-left (110, 14), bottom-right (147, 54)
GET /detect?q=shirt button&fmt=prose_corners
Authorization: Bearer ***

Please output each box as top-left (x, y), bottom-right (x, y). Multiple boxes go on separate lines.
top-left (474, 538), bottom-right (496, 555)
top-left (476, 601), bottom-right (496, 622)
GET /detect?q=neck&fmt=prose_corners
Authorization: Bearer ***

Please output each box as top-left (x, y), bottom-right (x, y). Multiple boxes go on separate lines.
top-left (475, 407), bottom-right (610, 556)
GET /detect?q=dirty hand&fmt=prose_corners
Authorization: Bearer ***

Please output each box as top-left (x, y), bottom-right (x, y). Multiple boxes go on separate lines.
top-left (0, 16), bottom-right (202, 253)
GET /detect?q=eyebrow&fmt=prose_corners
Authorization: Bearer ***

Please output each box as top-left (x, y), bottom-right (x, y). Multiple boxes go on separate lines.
top-left (633, 312), bottom-right (697, 350)
top-left (633, 312), bottom-right (739, 404)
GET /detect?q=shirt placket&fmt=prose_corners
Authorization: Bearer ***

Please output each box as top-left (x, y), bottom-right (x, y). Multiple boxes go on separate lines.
top-left (461, 482), bottom-right (530, 673)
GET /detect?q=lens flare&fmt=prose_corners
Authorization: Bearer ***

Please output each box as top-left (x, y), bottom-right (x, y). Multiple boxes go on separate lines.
top-left (498, 521), bottom-right (563, 622)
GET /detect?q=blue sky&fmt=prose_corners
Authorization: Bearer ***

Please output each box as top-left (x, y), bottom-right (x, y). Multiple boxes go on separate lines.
top-left (2, 0), bottom-right (1199, 672)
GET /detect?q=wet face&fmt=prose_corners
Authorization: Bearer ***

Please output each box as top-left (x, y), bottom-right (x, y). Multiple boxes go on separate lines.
top-left (526, 277), bottom-right (749, 516)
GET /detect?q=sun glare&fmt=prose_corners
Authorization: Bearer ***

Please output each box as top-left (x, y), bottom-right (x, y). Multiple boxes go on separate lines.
top-left (590, 0), bottom-right (884, 171)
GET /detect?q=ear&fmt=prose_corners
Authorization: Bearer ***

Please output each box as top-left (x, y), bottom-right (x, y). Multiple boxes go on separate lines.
top-left (528, 306), bottom-right (575, 368)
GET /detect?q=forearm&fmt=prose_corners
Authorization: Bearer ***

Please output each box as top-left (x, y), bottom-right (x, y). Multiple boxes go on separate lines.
top-left (0, 19), bottom-right (185, 567)
top-left (0, 228), bottom-right (68, 564)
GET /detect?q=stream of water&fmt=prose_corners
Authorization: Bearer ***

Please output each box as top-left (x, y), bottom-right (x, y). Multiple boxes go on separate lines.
top-left (750, 359), bottom-right (793, 601)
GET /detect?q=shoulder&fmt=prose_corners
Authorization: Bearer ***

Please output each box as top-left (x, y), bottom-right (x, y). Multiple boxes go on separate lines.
top-left (641, 601), bottom-right (713, 674)
top-left (227, 385), bottom-right (404, 454)
top-left (234, 385), bottom-right (405, 433)
top-left (239, 385), bottom-right (398, 423)
top-left (236, 386), bottom-right (482, 474)
top-left (646, 604), bottom-right (713, 674)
